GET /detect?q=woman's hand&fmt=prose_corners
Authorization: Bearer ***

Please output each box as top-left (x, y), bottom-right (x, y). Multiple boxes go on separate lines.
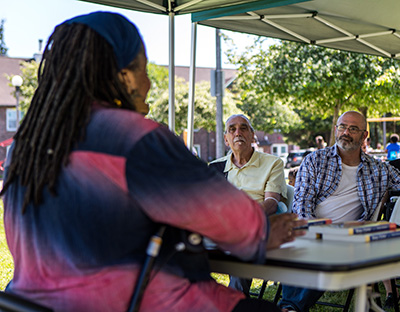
top-left (266, 213), bottom-right (307, 250)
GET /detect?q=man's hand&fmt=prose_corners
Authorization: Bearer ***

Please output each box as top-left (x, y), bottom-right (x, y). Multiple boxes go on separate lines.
top-left (266, 213), bottom-right (307, 250)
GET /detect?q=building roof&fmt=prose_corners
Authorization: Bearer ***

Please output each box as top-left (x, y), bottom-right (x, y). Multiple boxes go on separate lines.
top-left (0, 56), bottom-right (28, 107)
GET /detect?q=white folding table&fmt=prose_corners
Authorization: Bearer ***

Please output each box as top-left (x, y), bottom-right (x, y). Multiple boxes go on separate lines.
top-left (209, 237), bottom-right (400, 312)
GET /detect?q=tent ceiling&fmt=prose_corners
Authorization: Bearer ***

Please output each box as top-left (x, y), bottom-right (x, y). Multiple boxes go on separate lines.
top-left (193, 0), bottom-right (400, 59)
top-left (79, 0), bottom-right (280, 15)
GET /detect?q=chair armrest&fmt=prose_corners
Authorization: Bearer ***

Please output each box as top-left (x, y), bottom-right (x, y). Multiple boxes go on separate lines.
top-left (0, 291), bottom-right (53, 312)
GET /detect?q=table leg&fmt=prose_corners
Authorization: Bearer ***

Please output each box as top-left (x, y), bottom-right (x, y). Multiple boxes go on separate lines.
top-left (354, 284), bottom-right (367, 312)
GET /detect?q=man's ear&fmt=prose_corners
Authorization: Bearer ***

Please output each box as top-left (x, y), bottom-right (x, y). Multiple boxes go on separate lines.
top-left (363, 131), bottom-right (369, 142)
top-left (224, 134), bottom-right (229, 147)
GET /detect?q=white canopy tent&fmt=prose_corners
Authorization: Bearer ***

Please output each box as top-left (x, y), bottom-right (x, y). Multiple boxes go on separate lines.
top-left (184, 0), bottom-right (400, 149)
top-left (192, 0), bottom-right (400, 59)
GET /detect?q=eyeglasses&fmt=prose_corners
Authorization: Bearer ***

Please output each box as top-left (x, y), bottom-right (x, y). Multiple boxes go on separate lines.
top-left (336, 125), bottom-right (366, 134)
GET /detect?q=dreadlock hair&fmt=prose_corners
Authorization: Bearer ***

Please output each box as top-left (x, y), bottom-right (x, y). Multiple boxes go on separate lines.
top-left (1, 23), bottom-right (145, 213)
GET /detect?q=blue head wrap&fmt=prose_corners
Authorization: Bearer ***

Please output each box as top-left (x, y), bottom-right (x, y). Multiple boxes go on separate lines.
top-left (64, 11), bottom-right (143, 70)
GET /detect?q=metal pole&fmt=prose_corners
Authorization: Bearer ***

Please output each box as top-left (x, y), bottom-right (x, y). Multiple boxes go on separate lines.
top-left (168, 12), bottom-right (175, 133)
top-left (383, 120), bottom-right (387, 147)
top-left (187, 22), bottom-right (197, 151)
top-left (215, 29), bottom-right (224, 158)
top-left (15, 86), bottom-right (20, 129)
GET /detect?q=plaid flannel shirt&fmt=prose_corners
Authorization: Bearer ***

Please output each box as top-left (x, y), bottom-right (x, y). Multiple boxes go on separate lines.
top-left (293, 144), bottom-right (400, 220)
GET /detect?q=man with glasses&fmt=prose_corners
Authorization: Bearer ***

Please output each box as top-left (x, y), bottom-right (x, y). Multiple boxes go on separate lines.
top-left (279, 110), bottom-right (400, 312)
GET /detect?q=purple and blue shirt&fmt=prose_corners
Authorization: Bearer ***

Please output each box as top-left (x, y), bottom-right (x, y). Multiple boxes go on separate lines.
top-left (3, 104), bottom-right (269, 312)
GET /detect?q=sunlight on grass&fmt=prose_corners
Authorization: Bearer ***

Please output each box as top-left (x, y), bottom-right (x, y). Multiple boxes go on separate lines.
top-left (210, 274), bottom-right (396, 312)
top-left (0, 200), bottom-right (13, 290)
top-left (210, 273), bottom-right (354, 311)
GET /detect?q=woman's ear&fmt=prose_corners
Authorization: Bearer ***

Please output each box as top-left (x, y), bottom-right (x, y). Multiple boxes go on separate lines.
top-left (118, 70), bottom-right (128, 92)
top-left (118, 69), bottom-right (136, 94)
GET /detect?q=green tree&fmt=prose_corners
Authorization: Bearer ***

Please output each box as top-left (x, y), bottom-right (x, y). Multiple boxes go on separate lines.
top-left (7, 60), bottom-right (39, 117)
top-left (285, 110), bottom-right (332, 149)
top-left (0, 19), bottom-right (7, 56)
top-left (227, 39), bottom-right (400, 145)
top-left (17, 61), bottom-right (39, 113)
top-left (10, 61), bottom-right (242, 134)
top-left (147, 63), bottom-right (241, 134)
top-left (147, 62), bottom-right (169, 106)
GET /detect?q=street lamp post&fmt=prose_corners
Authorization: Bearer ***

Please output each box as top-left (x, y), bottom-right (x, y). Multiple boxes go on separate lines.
top-left (11, 75), bottom-right (23, 130)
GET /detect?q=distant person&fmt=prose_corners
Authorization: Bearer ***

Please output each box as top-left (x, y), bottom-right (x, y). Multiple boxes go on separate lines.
top-left (279, 111), bottom-right (400, 312)
top-left (210, 114), bottom-right (288, 297)
top-left (315, 135), bottom-right (326, 149)
top-left (252, 133), bottom-right (260, 151)
top-left (386, 133), bottom-right (400, 161)
top-left (365, 137), bottom-right (373, 153)
top-left (1, 12), bottom-right (306, 312)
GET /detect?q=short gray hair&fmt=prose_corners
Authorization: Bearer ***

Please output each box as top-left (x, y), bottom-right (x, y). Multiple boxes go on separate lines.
top-left (224, 114), bottom-right (255, 133)
top-left (337, 111), bottom-right (367, 130)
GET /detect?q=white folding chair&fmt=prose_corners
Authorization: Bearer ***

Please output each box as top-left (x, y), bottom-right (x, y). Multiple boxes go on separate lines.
top-left (389, 198), bottom-right (400, 225)
top-left (286, 184), bottom-right (294, 213)
top-left (276, 184), bottom-right (295, 214)
top-left (256, 184), bottom-right (295, 299)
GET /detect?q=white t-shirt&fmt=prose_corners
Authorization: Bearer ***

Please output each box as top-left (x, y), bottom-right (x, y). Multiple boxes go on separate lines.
top-left (316, 163), bottom-right (363, 222)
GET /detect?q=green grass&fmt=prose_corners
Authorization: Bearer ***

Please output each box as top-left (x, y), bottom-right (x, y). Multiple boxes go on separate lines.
top-left (210, 274), bottom-right (396, 312)
top-left (0, 200), bottom-right (13, 290)
top-left (0, 202), bottom-right (395, 311)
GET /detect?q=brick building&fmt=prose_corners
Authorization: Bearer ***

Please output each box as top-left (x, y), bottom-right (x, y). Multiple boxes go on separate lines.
top-left (255, 131), bottom-right (289, 156)
top-left (0, 56), bottom-right (30, 167)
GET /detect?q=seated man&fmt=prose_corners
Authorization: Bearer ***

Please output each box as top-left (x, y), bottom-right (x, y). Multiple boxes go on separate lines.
top-left (210, 114), bottom-right (288, 295)
top-left (279, 111), bottom-right (400, 312)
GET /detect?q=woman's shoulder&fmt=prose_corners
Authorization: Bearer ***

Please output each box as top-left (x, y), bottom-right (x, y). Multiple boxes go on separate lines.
top-left (79, 107), bottom-right (163, 154)
top-left (93, 107), bottom-right (160, 134)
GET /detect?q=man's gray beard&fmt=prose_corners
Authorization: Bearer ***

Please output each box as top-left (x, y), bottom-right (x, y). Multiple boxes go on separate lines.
top-left (336, 136), bottom-right (362, 151)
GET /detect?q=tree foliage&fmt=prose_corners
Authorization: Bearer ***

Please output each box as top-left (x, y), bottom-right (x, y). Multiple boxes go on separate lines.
top-left (227, 39), bottom-right (400, 145)
top-left (7, 60), bottom-right (39, 117)
top-left (146, 63), bottom-right (241, 134)
top-left (11, 61), bottom-right (241, 135)
top-left (0, 19), bottom-right (7, 56)
top-left (285, 110), bottom-right (332, 149)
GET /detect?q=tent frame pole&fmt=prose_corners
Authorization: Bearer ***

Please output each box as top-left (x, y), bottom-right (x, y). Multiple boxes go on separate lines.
top-left (168, 11), bottom-right (176, 132)
top-left (187, 22), bottom-right (198, 151)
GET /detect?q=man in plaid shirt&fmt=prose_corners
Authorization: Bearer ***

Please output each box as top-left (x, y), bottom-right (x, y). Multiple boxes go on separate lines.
top-left (279, 110), bottom-right (400, 312)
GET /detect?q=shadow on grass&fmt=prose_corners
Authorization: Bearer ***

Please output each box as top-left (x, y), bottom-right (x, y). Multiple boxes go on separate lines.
top-left (212, 274), bottom-right (398, 312)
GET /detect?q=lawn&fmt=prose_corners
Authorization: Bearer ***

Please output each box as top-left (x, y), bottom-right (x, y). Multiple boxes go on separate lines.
top-left (211, 274), bottom-right (394, 312)
top-left (0, 200), bottom-right (13, 290)
top-left (211, 274), bottom-right (355, 311)
top-left (0, 201), bottom-right (394, 311)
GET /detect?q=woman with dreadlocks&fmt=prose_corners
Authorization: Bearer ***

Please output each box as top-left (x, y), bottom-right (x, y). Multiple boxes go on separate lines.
top-left (1, 11), bottom-right (305, 312)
